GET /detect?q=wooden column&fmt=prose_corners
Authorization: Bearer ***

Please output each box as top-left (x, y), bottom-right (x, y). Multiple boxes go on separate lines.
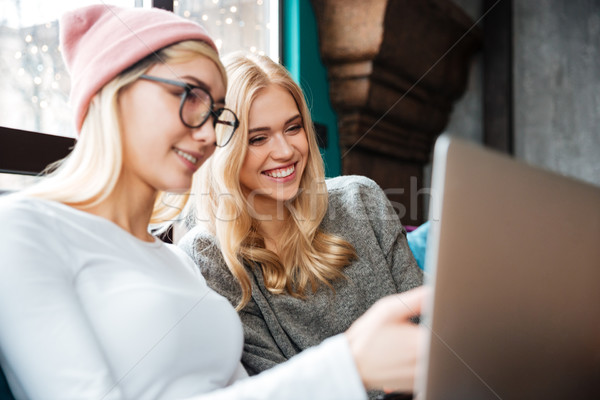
top-left (310, 0), bottom-right (482, 224)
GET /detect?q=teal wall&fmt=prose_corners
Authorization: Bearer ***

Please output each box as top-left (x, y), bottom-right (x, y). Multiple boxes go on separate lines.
top-left (282, 0), bottom-right (341, 177)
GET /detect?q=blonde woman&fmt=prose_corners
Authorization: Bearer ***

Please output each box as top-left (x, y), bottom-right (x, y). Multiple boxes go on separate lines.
top-left (180, 53), bottom-right (424, 390)
top-left (0, 5), bottom-right (425, 400)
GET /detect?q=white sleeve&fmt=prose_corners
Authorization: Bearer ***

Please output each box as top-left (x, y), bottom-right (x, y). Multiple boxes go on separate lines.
top-left (195, 335), bottom-right (367, 400)
top-left (0, 204), bottom-right (123, 400)
top-left (0, 201), bottom-right (366, 400)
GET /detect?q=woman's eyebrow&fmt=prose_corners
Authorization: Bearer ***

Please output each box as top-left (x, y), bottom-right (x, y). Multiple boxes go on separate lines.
top-left (178, 75), bottom-right (223, 101)
top-left (180, 75), bottom-right (210, 89)
top-left (248, 126), bottom-right (269, 134)
top-left (179, 75), bottom-right (227, 104)
top-left (249, 114), bottom-right (301, 134)
top-left (286, 114), bottom-right (301, 124)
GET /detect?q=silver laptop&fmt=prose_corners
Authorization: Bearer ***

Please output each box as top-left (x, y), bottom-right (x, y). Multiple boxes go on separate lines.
top-left (415, 135), bottom-right (600, 399)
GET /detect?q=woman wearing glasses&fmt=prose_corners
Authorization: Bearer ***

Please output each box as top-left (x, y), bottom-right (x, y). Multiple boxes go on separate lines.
top-left (0, 5), bottom-right (424, 400)
top-left (180, 53), bottom-right (423, 399)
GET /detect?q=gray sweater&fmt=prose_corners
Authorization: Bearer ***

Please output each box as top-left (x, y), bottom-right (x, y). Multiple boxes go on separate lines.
top-left (179, 175), bottom-right (423, 384)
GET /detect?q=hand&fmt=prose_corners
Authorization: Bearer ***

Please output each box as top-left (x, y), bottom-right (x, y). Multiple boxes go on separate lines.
top-left (345, 286), bottom-right (428, 392)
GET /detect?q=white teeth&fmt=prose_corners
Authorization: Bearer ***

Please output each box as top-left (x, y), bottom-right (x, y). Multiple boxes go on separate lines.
top-left (265, 165), bottom-right (295, 178)
top-left (175, 149), bottom-right (198, 164)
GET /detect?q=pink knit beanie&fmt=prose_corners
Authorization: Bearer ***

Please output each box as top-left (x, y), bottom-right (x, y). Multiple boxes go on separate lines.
top-left (59, 4), bottom-right (217, 133)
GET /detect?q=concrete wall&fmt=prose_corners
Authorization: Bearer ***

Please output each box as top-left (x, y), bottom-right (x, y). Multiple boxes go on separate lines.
top-left (446, 0), bottom-right (600, 188)
top-left (514, 0), bottom-right (600, 187)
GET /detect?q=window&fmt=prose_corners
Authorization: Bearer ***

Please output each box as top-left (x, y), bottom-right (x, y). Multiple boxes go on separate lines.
top-left (175, 0), bottom-right (279, 61)
top-left (0, 0), bottom-right (138, 137)
top-left (0, 0), bottom-right (279, 191)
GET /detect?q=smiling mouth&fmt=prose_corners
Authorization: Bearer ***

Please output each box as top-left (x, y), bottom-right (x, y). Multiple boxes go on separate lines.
top-left (174, 148), bottom-right (198, 164)
top-left (263, 163), bottom-right (296, 178)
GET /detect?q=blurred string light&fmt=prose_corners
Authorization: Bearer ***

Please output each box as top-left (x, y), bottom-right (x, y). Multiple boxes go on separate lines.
top-left (2, 8), bottom-right (89, 137)
top-left (10, 17), bottom-right (66, 130)
top-left (174, 0), bottom-right (278, 61)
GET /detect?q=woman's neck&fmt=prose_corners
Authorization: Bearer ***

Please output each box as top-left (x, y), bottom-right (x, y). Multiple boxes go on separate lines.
top-left (77, 177), bottom-right (157, 242)
top-left (256, 211), bottom-right (289, 255)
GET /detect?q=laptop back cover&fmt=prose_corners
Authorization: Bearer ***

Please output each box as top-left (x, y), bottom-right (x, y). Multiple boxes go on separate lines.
top-left (416, 135), bottom-right (600, 400)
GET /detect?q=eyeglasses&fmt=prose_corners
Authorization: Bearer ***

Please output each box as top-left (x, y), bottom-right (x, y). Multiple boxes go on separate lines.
top-left (139, 74), bottom-right (239, 147)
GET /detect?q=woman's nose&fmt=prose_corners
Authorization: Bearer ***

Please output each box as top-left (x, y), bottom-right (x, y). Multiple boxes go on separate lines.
top-left (191, 121), bottom-right (217, 146)
top-left (271, 134), bottom-right (294, 159)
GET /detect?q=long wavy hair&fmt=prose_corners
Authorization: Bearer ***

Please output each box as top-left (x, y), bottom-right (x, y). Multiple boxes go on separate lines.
top-left (25, 41), bottom-right (226, 225)
top-left (188, 53), bottom-right (356, 310)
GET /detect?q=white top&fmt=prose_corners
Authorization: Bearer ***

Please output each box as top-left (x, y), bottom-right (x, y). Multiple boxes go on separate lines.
top-left (0, 196), bottom-right (366, 400)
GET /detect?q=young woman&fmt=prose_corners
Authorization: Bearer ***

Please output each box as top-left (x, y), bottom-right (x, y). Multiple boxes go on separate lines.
top-left (180, 53), bottom-right (424, 388)
top-left (0, 5), bottom-right (424, 400)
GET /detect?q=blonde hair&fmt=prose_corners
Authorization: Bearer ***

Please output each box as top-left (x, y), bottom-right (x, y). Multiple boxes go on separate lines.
top-left (188, 53), bottom-right (356, 310)
top-left (25, 40), bottom-right (226, 225)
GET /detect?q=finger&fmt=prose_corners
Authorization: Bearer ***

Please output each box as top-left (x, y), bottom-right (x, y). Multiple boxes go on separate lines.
top-left (390, 285), bottom-right (430, 320)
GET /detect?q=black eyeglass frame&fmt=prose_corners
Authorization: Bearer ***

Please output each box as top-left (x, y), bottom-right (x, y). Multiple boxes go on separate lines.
top-left (139, 74), bottom-right (239, 147)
